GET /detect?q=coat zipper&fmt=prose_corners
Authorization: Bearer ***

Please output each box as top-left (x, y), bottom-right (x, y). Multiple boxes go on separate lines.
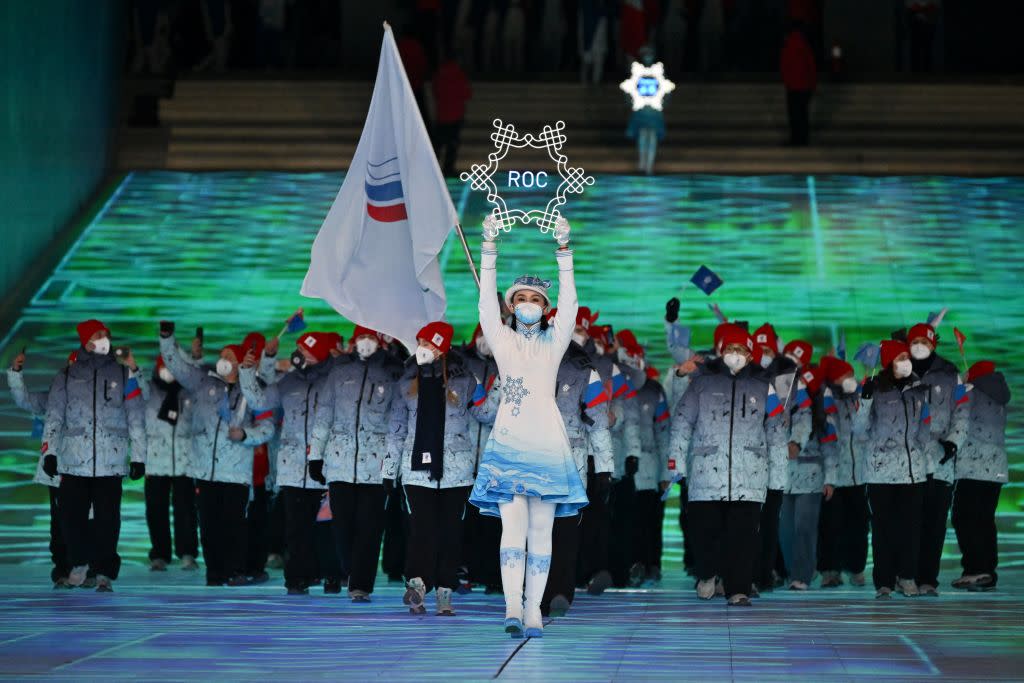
top-left (727, 377), bottom-right (736, 500)
top-left (303, 384), bottom-right (313, 488)
top-left (92, 368), bottom-right (98, 477)
top-left (902, 390), bottom-right (915, 483)
top-left (211, 387), bottom-right (226, 481)
top-left (353, 363), bottom-right (369, 482)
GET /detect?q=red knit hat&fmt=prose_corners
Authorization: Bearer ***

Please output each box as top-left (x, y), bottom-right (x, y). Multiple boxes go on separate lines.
top-left (297, 332), bottom-right (332, 363)
top-left (325, 332), bottom-right (344, 351)
top-left (576, 306), bottom-right (599, 330)
top-left (819, 355), bottom-right (854, 384)
top-left (880, 339), bottom-right (909, 369)
top-left (224, 345), bottom-right (246, 365)
top-left (418, 321), bottom-right (454, 354)
top-left (799, 365), bottom-right (824, 395)
top-left (352, 325), bottom-right (380, 342)
top-left (783, 340), bottom-right (813, 367)
top-left (616, 329), bottom-right (642, 353)
top-left (76, 319), bottom-right (110, 347)
top-left (588, 324), bottom-right (607, 341)
top-left (243, 332), bottom-right (266, 360)
top-left (907, 323), bottom-right (938, 346)
top-left (715, 323), bottom-right (752, 354)
top-left (967, 360), bottom-right (995, 383)
top-left (753, 323), bottom-right (779, 352)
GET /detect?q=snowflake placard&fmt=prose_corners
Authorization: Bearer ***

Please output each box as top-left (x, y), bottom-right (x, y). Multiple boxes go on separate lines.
top-left (460, 119), bottom-right (595, 239)
top-left (620, 62), bottom-right (675, 111)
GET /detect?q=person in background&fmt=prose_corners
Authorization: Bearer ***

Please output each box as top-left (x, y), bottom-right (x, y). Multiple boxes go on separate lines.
top-left (397, 26), bottom-right (431, 132)
top-left (242, 332), bottom-right (272, 585)
top-left (578, 0), bottom-right (611, 84)
top-left (432, 48), bottom-right (472, 177)
top-left (629, 363), bottom-right (671, 586)
top-left (780, 21), bottom-right (817, 146)
top-left (199, 0), bottom-right (233, 72)
top-left (855, 339), bottom-right (931, 599)
top-left (952, 360), bottom-right (1009, 592)
top-left (43, 320), bottom-right (147, 593)
top-left (608, 329), bottom-right (644, 587)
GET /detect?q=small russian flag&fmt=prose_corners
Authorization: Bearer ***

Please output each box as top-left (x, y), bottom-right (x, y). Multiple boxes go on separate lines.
top-left (623, 375), bottom-right (638, 400)
top-left (766, 386), bottom-right (783, 418)
top-left (654, 398), bottom-right (670, 423)
top-left (819, 421), bottom-right (838, 443)
top-left (472, 382), bottom-right (488, 408)
top-left (365, 157), bottom-right (408, 223)
top-left (921, 403), bottom-right (932, 425)
top-left (123, 376), bottom-right (142, 401)
top-left (611, 365), bottom-right (629, 398)
top-left (954, 382), bottom-right (969, 406)
top-left (823, 391), bottom-right (838, 415)
top-left (585, 374), bottom-right (610, 409)
top-left (794, 385), bottom-right (812, 410)
top-left (285, 310), bottom-right (307, 334)
top-left (253, 408), bottom-right (275, 422)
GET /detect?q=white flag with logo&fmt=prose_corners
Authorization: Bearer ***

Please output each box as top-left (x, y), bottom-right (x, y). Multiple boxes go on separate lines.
top-left (301, 24), bottom-right (457, 351)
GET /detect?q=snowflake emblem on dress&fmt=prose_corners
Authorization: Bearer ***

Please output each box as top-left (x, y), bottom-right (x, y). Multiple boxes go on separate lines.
top-left (620, 61), bottom-right (676, 111)
top-left (461, 119), bottom-right (595, 237)
top-left (503, 375), bottom-right (531, 417)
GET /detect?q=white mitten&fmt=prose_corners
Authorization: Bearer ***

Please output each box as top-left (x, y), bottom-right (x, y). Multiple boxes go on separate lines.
top-left (553, 216), bottom-right (571, 245)
top-left (482, 214), bottom-right (501, 241)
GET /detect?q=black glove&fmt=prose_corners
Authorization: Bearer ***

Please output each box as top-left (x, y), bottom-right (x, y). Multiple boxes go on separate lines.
top-left (665, 297), bottom-right (680, 324)
top-left (593, 472), bottom-right (612, 501)
top-left (308, 459), bottom-right (326, 485)
top-left (129, 462), bottom-right (146, 480)
top-left (42, 454), bottom-right (58, 478)
top-left (860, 378), bottom-right (876, 401)
top-left (383, 478), bottom-right (396, 494)
top-left (939, 440), bottom-right (958, 465)
top-left (159, 320), bottom-right (175, 338)
top-left (625, 456), bottom-right (639, 476)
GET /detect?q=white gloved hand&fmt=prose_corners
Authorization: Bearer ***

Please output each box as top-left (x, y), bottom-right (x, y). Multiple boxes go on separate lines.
top-left (553, 216), bottom-right (571, 245)
top-left (482, 214), bottom-right (501, 241)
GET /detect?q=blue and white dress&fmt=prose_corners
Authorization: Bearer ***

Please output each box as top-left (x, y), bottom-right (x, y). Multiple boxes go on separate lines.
top-left (469, 243), bottom-right (589, 518)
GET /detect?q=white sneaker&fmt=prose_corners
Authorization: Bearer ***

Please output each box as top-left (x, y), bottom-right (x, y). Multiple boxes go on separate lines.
top-left (849, 572), bottom-right (866, 587)
top-left (404, 577), bottom-right (426, 614)
top-left (696, 578), bottom-right (716, 600)
top-left (788, 580), bottom-right (809, 591)
top-left (150, 558), bottom-right (168, 572)
top-left (951, 574), bottom-right (980, 589)
top-left (898, 579), bottom-right (920, 597)
top-left (435, 587), bottom-right (455, 616)
top-left (180, 555), bottom-right (199, 571)
top-left (68, 565), bottom-right (88, 587)
top-left (918, 584), bottom-right (939, 597)
top-left (96, 575), bottom-right (114, 593)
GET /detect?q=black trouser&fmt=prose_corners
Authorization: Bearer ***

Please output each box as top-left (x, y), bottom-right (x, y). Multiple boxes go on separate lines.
top-left (752, 489), bottom-right (783, 588)
top-left (678, 480), bottom-right (695, 571)
top-left (196, 480), bottom-right (249, 584)
top-left (578, 458), bottom-right (611, 584)
top-left (917, 474), bottom-right (954, 587)
top-left (818, 484), bottom-right (870, 574)
top-left (433, 120), bottom-right (463, 176)
top-left (246, 485), bottom-right (269, 575)
top-left (329, 481), bottom-right (386, 594)
top-left (464, 500), bottom-right (501, 588)
top-left (786, 90), bottom-right (812, 145)
top-left (59, 474), bottom-right (122, 580)
top-left (48, 487), bottom-right (71, 582)
top-left (404, 484), bottom-right (469, 593)
top-left (282, 487), bottom-right (339, 589)
top-left (382, 482), bottom-right (407, 580)
top-left (542, 513), bottom-right (582, 613)
top-left (633, 490), bottom-right (664, 572)
top-left (688, 500), bottom-right (762, 598)
top-left (144, 475), bottom-right (198, 562)
top-left (952, 479), bottom-right (1002, 581)
top-left (267, 490), bottom-right (287, 557)
top-left (608, 476), bottom-right (637, 587)
top-left (867, 482), bottom-right (925, 590)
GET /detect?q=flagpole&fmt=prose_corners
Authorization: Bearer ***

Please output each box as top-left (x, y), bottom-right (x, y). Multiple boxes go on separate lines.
top-left (454, 223), bottom-right (480, 290)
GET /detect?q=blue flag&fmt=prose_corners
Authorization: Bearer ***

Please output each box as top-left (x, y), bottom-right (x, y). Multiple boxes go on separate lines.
top-left (690, 265), bottom-right (723, 296)
top-left (854, 342), bottom-right (880, 369)
top-left (285, 311), bottom-right (307, 333)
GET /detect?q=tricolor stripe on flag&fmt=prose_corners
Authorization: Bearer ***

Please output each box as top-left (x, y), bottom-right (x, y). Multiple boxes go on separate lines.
top-left (819, 421), bottom-right (838, 443)
top-left (124, 376), bottom-right (141, 401)
top-left (611, 365), bottom-right (629, 398)
top-left (254, 408), bottom-right (275, 422)
top-left (954, 382), bottom-right (969, 406)
top-left (623, 375), bottom-right (638, 400)
top-left (365, 157), bottom-right (408, 223)
top-left (823, 391), bottom-right (837, 415)
top-left (654, 398), bottom-right (670, 423)
top-left (472, 382), bottom-right (488, 408)
top-left (766, 385), bottom-right (783, 418)
top-left (794, 385), bottom-right (812, 410)
top-left (921, 403), bottom-right (932, 425)
top-left (585, 373), bottom-right (610, 409)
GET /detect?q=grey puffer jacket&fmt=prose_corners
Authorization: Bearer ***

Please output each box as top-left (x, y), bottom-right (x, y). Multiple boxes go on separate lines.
top-left (43, 349), bottom-right (146, 477)
top-left (587, 347), bottom-right (635, 477)
top-left (7, 368), bottom-right (59, 487)
top-left (785, 387), bottom-right (837, 495)
top-left (311, 350), bottom-right (402, 485)
top-left (822, 384), bottom-right (863, 488)
top-left (384, 352), bottom-right (487, 489)
top-left (914, 354), bottom-right (969, 483)
top-left (611, 363), bottom-right (644, 479)
top-left (239, 359), bottom-right (333, 490)
top-left (143, 376), bottom-right (198, 478)
top-left (554, 343), bottom-right (614, 480)
top-left (955, 371), bottom-right (1010, 483)
top-left (632, 377), bottom-right (670, 492)
top-left (669, 358), bottom-right (787, 503)
top-left (160, 336), bottom-right (274, 484)
top-left (462, 347), bottom-right (500, 478)
top-left (853, 373), bottom-right (932, 486)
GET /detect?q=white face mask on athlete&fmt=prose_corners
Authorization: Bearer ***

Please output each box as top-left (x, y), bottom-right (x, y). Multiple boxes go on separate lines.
top-left (723, 352), bottom-right (748, 373)
top-left (841, 377), bottom-right (858, 394)
top-left (415, 346), bottom-right (437, 365)
top-left (91, 338), bottom-right (111, 355)
top-left (514, 302), bottom-right (543, 325)
top-left (759, 354), bottom-right (772, 369)
top-left (572, 331), bottom-right (587, 347)
top-left (158, 367), bottom-right (175, 384)
top-left (216, 358), bottom-right (234, 377)
top-left (893, 359), bottom-right (913, 379)
top-left (355, 338), bottom-right (379, 360)
top-left (910, 343), bottom-right (932, 360)
top-left (476, 337), bottom-right (491, 357)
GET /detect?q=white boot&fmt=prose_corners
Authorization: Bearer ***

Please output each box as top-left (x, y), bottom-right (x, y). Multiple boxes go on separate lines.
top-left (523, 553), bottom-right (551, 638)
top-left (500, 548), bottom-right (526, 637)
top-left (68, 565), bottom-right (88, 587)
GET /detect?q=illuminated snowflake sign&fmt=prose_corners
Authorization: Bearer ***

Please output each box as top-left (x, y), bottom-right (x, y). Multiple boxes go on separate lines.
top-left (460, 119), bottom-right (595, 240)
top-left (620, 61), bottom-right (675, 111)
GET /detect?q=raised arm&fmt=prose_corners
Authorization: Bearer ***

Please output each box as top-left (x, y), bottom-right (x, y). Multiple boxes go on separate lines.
top-left (550, 247), bottom-right (579, 350)
top-left (7, 368), bottom-right (48, 416)
top-left (159, 334), bottom-right (206, 393)
top-left (239, 366), bottom-right (281, 414)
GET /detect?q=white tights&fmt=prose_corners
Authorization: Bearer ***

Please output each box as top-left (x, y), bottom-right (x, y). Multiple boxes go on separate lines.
top-left (498, 495), bottom-right (556, 627)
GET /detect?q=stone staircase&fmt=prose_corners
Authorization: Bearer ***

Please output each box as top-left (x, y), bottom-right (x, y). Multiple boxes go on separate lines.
top-left (117, 79), bottom-right (1024, 175)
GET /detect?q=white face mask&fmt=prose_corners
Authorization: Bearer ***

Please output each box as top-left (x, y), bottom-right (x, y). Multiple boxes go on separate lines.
top-left (216, 358), bottom-right (234, 377)
top-left (841, 377), bottom-right (858, 394)
top-left (475, 337), bottom-right (491, 357)
top-left (759, 354), bottom-right (772, 369)
top-left (723, 352), bottom-right (748, 373)
top-left (158, 368), bottom-right (175, 384)
top-left (910, 343), bottom-right (932, 360)
top-left (355, 338), bottom-right (379, 360)
top-left (91, 338), bottom-right (111, 355)
top-left (593, 344), bottom-right (605, 356)
top-left (514, 302), bottom-right (543, 325)
top-left (572, 332), bottom-right (587, 347)
top-left (893, 359), bottom-right (913, 379)
top-left (415, 346), bottom-right (437, 365)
